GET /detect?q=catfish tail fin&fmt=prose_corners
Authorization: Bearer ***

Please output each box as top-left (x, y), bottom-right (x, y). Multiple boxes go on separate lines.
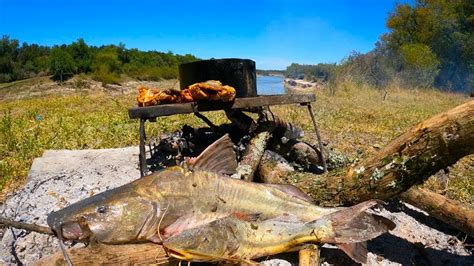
top-left (318, 200), bottom-right (395, 263)
top-left (326, 200), bottom-right (395, 243)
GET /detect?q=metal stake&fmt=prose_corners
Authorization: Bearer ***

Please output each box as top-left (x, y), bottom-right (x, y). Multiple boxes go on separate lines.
top-left (139, 119), bottom-right (147, 177)
top-left (305, 103), bottom-right (327, 173)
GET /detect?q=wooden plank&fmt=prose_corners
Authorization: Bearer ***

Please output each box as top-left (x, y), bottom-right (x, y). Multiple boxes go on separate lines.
top-left (128, 94), bottom-right (316, 119)
top-left (34, 243), bottom-right (173, 265)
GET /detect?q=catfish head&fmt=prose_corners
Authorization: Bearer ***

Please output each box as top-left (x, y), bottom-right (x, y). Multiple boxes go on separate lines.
top-left (47, 183), bottom-right (160, 244)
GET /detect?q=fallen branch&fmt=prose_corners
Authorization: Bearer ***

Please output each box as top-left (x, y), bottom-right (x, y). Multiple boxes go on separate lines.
top-left (0, 217), bottom-right (53, 235)
top-left (287, 100), bottom-right (473, 206)
top-left (401, 187), bottom-right (474, 235)
top-left (34, 243), bottom-right (171, 265)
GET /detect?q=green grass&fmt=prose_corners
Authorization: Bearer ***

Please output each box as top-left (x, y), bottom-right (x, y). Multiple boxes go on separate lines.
top-left (0, 80), bottom-right (472, 205)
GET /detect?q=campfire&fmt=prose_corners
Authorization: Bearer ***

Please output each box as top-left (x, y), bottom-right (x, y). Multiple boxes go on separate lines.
top-left (1, 59), bottom-right (472, 265)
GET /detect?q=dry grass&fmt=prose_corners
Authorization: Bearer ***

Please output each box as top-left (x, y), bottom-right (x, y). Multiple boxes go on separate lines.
top-left (0, 79), bottom-right (472, 205)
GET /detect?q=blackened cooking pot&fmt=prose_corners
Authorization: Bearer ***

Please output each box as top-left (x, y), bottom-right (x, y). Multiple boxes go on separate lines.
top-left (179, 58), bottom-right (257, 98)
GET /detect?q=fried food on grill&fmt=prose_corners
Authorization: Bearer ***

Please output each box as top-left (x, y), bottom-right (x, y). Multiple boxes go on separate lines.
top-left (185, 80), bottom-right (236, 102)
top-left (137, 86), bottom-right (160, 106)
top-left (137, 81), bottom-right (236, 106)
top-left (180, 89), bottom-right (194, 103)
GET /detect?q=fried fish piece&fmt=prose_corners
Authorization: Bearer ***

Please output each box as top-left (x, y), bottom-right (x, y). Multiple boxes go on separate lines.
top-left (137, 86), bottom-right (161, 106)
top-left (137, 87), bottom-right (182, 106)
top-left (185, 80), bottom-right (236, 102)
top-left (137, 81), bottom-right (236, 106)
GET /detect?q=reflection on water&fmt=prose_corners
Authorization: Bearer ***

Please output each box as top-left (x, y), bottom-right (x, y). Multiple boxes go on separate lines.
top-left (257, 76), bottom-right (285, 95)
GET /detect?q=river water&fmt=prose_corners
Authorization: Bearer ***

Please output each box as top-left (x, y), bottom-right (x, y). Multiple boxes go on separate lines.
top-left (257, 75), bottom-right (285, 95)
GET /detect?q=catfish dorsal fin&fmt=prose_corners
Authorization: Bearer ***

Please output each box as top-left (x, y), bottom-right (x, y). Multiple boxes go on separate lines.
top-left (266, 184), bottom-right (315, 203)
top-left (187, 134), bottom-right (237, 176)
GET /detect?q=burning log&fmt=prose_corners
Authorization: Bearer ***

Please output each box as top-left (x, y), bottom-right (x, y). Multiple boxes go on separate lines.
top-left (258, 150), bottom-right (295, 184)
top-left (233, 131), bottom-right (272, 181)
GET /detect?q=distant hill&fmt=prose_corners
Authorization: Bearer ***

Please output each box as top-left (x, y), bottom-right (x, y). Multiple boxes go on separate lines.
top-left (0, 36), bottom-right (199, 85)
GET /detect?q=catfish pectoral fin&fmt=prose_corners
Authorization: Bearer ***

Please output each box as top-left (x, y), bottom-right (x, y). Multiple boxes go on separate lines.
top-left (337, 242), bottom-right (368, 264)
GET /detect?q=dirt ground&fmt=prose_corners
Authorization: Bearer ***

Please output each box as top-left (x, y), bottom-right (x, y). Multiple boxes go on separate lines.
top-left (0, 148), bottom-right (472, 265)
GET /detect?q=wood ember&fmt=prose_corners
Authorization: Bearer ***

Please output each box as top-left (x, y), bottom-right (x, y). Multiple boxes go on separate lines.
top-left (233, 131), bottom-right (272, 181)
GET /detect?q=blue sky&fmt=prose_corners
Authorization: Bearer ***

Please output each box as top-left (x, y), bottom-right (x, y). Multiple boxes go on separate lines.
top-left (0, 0), bottom-right (407, 69)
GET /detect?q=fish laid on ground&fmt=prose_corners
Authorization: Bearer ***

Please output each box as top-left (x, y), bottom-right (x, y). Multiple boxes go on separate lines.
top-left (47, 134), bottom-right (395, 263)
top-left (164, 200), bottom-right (394, 263)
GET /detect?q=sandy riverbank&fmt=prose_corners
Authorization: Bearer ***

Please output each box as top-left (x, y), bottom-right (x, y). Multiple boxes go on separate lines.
top-left (284, 78), bottom-right (324, 93)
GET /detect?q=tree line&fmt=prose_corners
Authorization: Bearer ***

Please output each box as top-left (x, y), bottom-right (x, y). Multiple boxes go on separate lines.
top-left (286, 0), bottom-right (473, 92)
top-left (0, 36), bottom-right (198, 84)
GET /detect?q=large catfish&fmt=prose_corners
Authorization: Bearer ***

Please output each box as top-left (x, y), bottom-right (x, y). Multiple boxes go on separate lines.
top-left (47, 135), bottom-right (394, 262)
top-left (164, 200), bottom-right (394, 264)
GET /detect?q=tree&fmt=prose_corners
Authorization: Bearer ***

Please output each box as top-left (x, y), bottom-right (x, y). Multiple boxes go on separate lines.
top-left (68, 38), bottom-right (91, 73)
top-left (91, 47), bottom-right (122, 84)
top-left (0, 36), bottom-right (19, 82)
top-left (384, 0), bottom-right (473, 91)
top-left (399, 43), bottom-right (440, 87)
top-left (49, 47), bottom-right (76, 82)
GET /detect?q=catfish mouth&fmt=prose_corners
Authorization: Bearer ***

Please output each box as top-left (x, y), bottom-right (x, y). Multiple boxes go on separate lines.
top-left (61, 222), bottom-right (91, 240)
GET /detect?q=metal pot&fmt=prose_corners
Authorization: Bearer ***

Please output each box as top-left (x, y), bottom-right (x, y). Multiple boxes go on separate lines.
top-left (179, 58), bottom-right (257, 98)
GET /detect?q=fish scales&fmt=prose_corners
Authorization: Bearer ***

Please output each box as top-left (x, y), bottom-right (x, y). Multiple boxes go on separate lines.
top-left (151, 169), bottom-right (333, 223)
top-left (163, 215), bottom-right (330, 261)
top-left (164, 201), bottom-right (395, 263)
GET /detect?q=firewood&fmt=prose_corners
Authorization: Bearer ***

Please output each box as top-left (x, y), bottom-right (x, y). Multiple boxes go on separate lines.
top-left (299, 244), bottom-right (320, 266)
top-left (234, 131), bottom-right (272, 181)
top-left (401, 187), bottom-right (474, 235)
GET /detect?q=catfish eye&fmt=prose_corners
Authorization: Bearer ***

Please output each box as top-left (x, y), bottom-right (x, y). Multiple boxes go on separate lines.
top-left (97, 206), bottom-right (107, 214)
